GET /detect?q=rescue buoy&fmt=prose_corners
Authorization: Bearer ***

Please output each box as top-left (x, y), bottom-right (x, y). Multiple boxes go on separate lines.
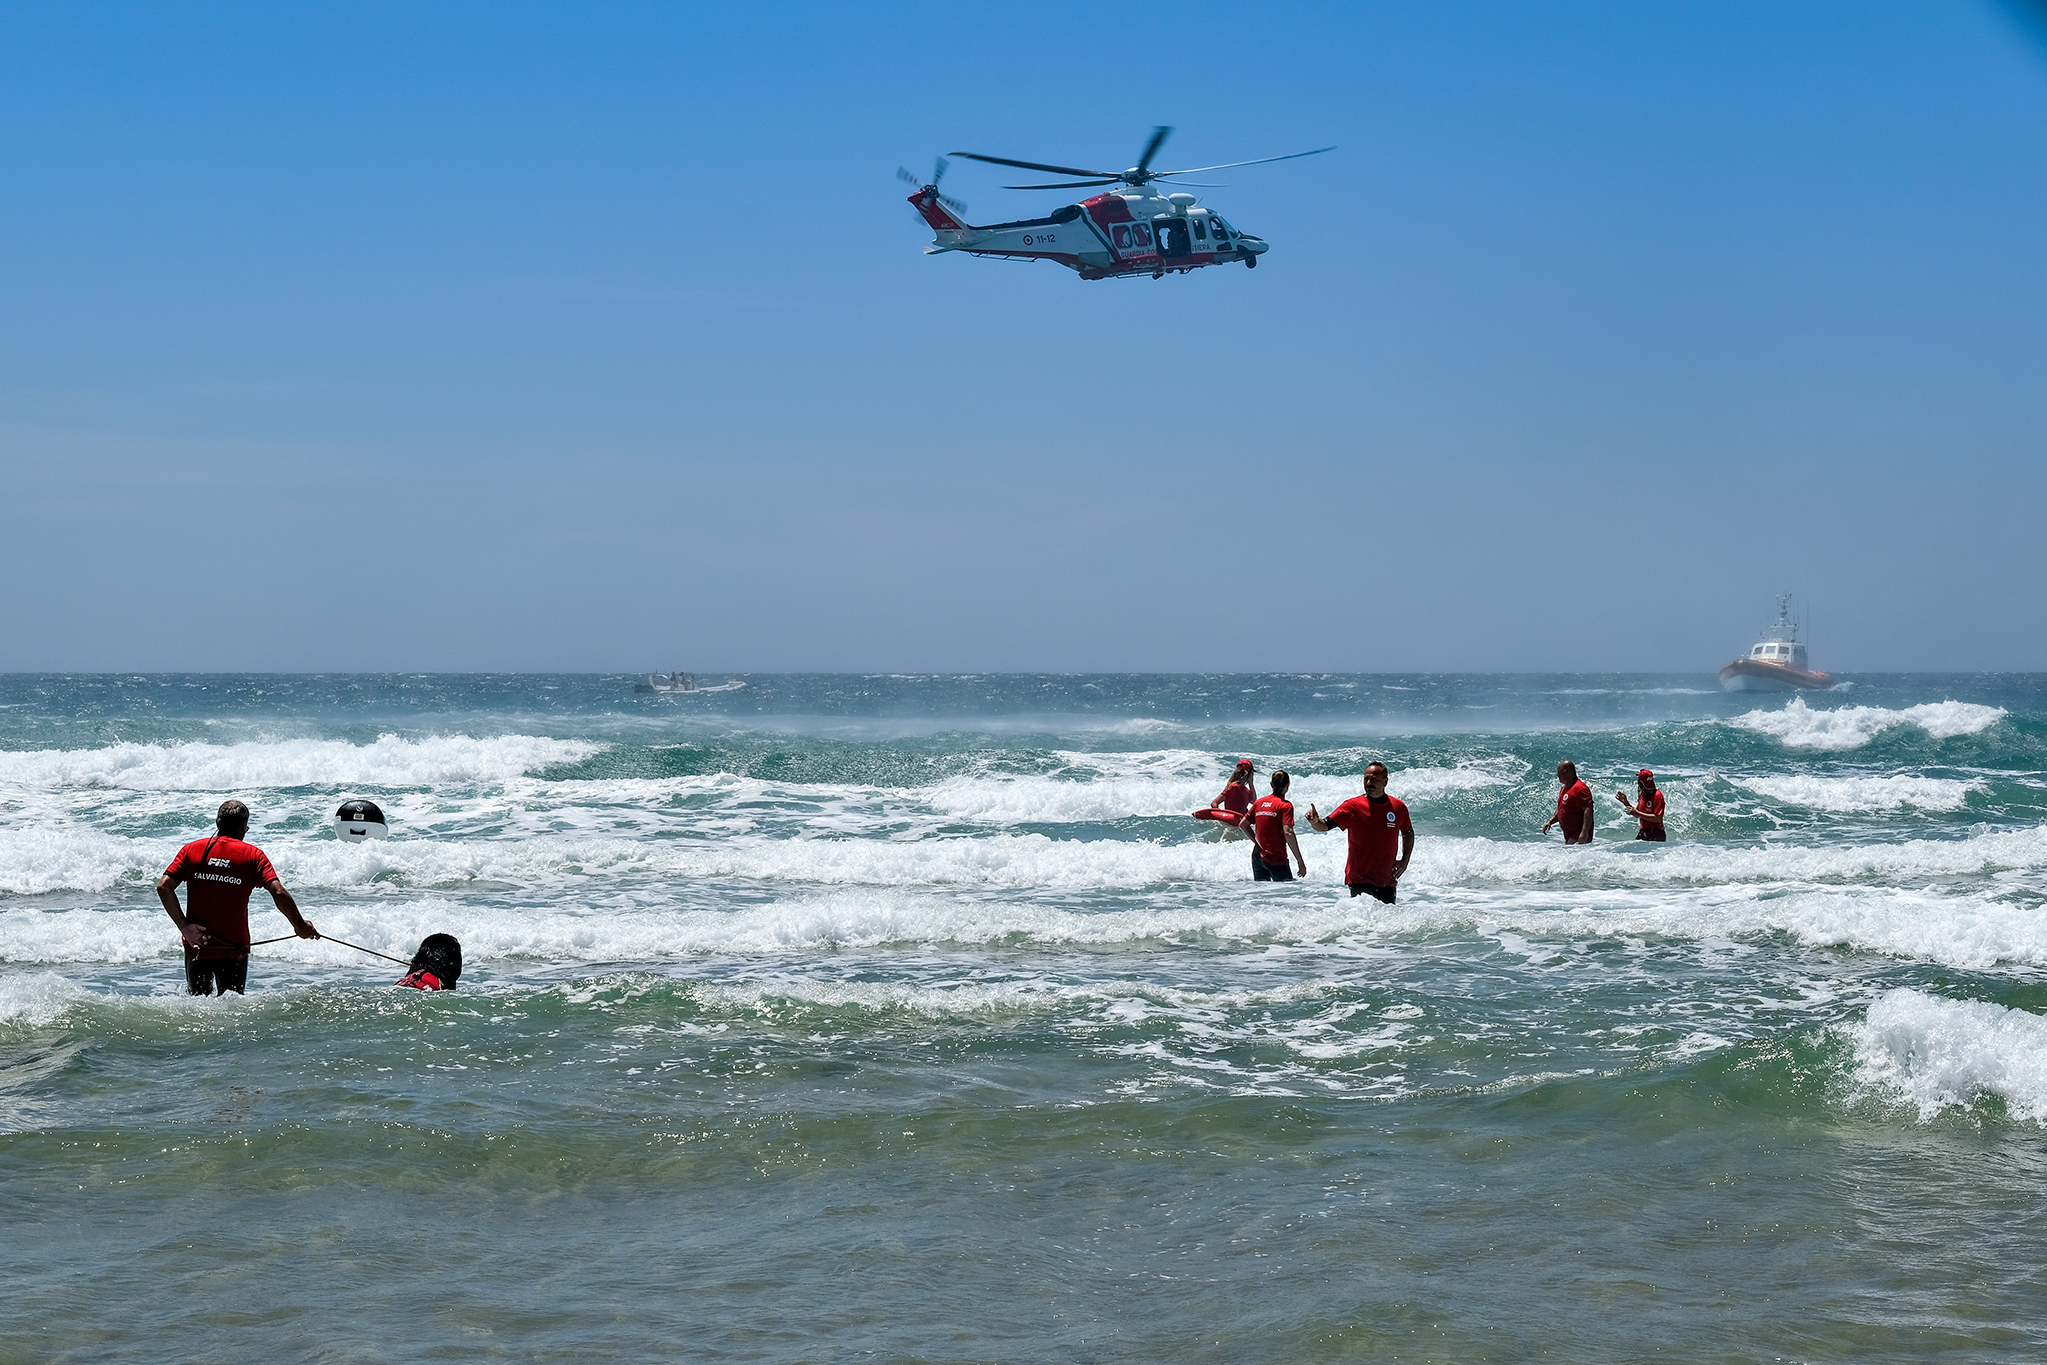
top-left (334, 798), bottom-right (388, 841)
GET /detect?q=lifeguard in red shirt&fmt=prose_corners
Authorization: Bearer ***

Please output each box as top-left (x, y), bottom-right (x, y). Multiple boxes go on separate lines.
top-left (1616, 769), bottom-right (1667, 842)
top-left (157, 799), bottom-right (320, 995)
top-left (1306, 761), bottom-right (1414, 904)
top-left (1542, 761), bottom-right (1596, 844)
top-left (1193, 759), bottom-right (1257, 839)
top-left (1249, 770), bottom-right (1308, 882)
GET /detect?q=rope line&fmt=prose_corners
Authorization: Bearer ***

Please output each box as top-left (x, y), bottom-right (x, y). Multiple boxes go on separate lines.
top-left (245, 932), bottom-right (410, 966)
top-left (325, 935), bottom-right (410, 966)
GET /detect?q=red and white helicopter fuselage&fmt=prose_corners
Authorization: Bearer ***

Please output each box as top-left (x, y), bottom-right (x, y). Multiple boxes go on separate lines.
top-left (908, 185), bottom-right (1267, 281)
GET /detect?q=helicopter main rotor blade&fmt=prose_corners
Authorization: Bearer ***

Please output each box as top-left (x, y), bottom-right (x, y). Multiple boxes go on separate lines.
top-left (1156, 146), bottom-right (1337, 175)
top-left (1002, 178), bottom-right (1123, 190)
top-left (950, 151), bottom-right (1119, 178)
top-left (1136, 125), bottom-right (1172, 172)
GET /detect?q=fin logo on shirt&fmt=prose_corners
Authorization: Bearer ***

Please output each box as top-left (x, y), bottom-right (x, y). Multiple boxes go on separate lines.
top-left (207, 857), bottom-right (232, 868)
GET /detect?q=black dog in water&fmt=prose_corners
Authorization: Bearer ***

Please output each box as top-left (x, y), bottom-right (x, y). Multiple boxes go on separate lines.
top-left (396, 933), bottom-right (462, 990)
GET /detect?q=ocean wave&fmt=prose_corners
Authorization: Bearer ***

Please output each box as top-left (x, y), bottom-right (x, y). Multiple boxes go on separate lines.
top-left (1851, 988), bottom-right (2047, 1122)
top-left (1730, 774), bottom-right (1985, 813)
top-left (0, 827), bottom-right (152, 896)
top-left (0, 734), bottom-right (604, 792)
top-left (922, 757), bottom-right (1521, 824)
top-left (11, 813), bottom-right (2047, 904)
top-left (1421, 824), bottom-right (2047, 889)
top-left (1731, 697), bottom-right (2006, 751)
top-left (17, 872), bottom-right (2047, 973)
top-left (0, 971), bottom-right (93, 1028)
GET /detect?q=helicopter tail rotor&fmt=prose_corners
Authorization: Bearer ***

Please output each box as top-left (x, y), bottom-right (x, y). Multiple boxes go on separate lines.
top-left (897, 158), bottom-right (968, 216)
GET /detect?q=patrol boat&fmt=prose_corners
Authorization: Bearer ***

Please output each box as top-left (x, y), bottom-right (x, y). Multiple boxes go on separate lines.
top-left (1718, 597), bottom-right (1833, 692)
top-left (634, 672), bottom-right (746, 695)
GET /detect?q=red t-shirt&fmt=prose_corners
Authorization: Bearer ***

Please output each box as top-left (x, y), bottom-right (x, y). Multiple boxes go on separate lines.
top-left (1213, 782), bottom-right (1254, 825)
top-left (1252, 794), bottom-right (1295, 864)
top-left (1556, 780), bottom-right (1594, 843)
top-left (163, 836), bottom-right (279, 960)
top-left (1633, 788), bottom-right (1666, 841)
top-left (1327, 794), bottom-right (1412, 887)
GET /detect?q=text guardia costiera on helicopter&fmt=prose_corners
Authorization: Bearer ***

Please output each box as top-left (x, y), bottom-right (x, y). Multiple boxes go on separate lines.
top-left (901, 127), bottom-right (1333, 281)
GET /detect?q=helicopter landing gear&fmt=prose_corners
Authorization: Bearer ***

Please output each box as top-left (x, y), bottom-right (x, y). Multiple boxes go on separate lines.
top-left (1243, 254), bottom-right (1257, 268)
top-left (1152, 268), bottom-right (1165, 279)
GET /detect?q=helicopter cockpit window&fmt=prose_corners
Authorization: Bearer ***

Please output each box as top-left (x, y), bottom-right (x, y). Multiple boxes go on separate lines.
top-left (1211, 218), bottom-right (1231, 240)
top-left (1191, 217), bottom-right (1208, 241)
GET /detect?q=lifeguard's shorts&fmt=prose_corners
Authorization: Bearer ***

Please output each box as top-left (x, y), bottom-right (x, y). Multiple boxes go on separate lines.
top-left (185, 956), bottom-right (249, 996)
top-left (1252, 849), bottom-right (1293, 882)
top-left (1348, 882), bottom-right (1396, 904)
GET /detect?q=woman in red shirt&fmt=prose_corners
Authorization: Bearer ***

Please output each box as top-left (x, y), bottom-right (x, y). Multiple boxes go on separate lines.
top-left (1194, 759), bottom-right (1257, 840)
top-left (1617, 769), bottom-right (1667, 842)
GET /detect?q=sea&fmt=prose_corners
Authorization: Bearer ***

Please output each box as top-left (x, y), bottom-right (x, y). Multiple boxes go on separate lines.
top-left (3, 672), bottom-right (2045, 1362)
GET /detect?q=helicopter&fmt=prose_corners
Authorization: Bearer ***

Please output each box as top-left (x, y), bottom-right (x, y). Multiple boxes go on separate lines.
top-left (900, 126), bottom-right (1333, 281)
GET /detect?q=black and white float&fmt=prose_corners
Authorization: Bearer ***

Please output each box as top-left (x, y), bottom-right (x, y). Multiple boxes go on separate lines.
top-left (334, 799), bottom-right (388, 841)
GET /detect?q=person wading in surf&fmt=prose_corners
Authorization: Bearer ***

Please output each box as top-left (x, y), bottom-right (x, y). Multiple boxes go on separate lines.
top-left (1205, 759), bottom-right (1257, 839)
top-left (1616, 768), bottom-right (1667, 842)
top-left (396, 933), bottom-right (463, 990)
top-left (1542, 761), bottom-right (1596, 845)
top-left (158, 799), bottom-right (319, 995)
top-left (1306, 761), bottom-right (1414, 904)
top-left (1250, 770), bottom-right (1308, 882)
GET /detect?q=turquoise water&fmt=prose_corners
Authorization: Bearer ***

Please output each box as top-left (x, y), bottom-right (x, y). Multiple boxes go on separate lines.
top-left (4, 673), bottom-right (2046, 1361)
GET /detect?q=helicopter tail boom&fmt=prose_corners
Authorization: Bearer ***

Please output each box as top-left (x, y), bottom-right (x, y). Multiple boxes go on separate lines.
top-left (908, 187), bottom-right (969, 232)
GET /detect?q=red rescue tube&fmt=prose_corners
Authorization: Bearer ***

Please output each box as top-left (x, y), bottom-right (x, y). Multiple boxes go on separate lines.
top-left (1193, 808), bottom-right (1247, 827)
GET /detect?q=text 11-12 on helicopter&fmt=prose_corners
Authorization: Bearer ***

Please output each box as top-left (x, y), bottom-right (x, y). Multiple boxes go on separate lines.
top-left (900, 126), bottom-right (1332, 281)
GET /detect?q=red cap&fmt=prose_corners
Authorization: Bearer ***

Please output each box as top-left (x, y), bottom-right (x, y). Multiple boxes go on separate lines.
top-left (1233, 759), bottom-right (1254, 770)
top-left (1639, 769), bottom-right (1655, 779)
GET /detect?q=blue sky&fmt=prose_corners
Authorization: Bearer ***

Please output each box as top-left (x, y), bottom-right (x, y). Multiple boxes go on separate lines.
top-left (3, 1), bottom-right (2043, 672)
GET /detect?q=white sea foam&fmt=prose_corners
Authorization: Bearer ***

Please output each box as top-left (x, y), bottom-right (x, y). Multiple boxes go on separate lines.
top-left (0, 971), bottom-right (92, 1027)
top-left (0, 827), bottom-right (150, 896)
top-left (1731, 774), bottom-right (1985, 813)
top-left (11, 805), bottom-right (2047, 908)
top-left (1421, 824), bottom-right (2047, 891)
top-left (1462, 883), bottom-right (2047, 972)
top-left (12, 861), bottom-right (2047, 974)
top-left (1852, 988), bottom-right (2047, 1122)
top-left (0, 734), bottom-right (603, 791)
top-left (1731, 697), bottom-right (2006, 751)
top-left (921, 755), bottom-right (1521, 825)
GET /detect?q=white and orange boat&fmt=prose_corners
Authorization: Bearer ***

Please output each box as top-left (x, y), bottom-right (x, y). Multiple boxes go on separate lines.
top-left (1719, 596), bottom-right (1833, 692)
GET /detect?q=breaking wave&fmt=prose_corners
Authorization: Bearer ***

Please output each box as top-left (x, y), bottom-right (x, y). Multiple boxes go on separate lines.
top-left (1731, 773), bottom-right (1985, 812)
top-left (1852, 988), bottom-right (2047, 1122)
top-left (1731, 697), bottom-right (2006, 751)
